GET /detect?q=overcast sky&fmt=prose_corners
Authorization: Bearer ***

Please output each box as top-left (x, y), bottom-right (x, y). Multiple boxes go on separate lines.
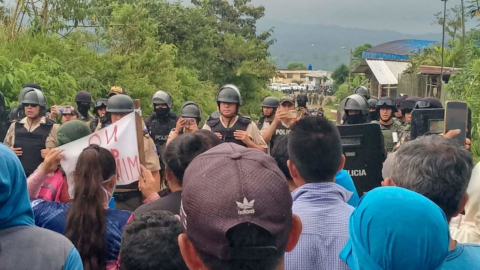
top-left (253, 0), bottom-right (478, 34)
top-left (173, 0), bottom-right (469, 35)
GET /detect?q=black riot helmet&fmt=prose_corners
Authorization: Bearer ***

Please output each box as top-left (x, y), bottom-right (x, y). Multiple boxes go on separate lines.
top-left (180, 101), bottom-right (202, 123)
top-left (367, 98), bottom-right (378, 110)
top-left (344, 94), bottom-right (369, 116)
top-left (75, 91), bottom-right (92, 104)
top-left (216, 84), bottom-right (243, 106)
top-left (353, 86), bottom-right (370, 100)
top-left (394, 96), bottom-right (408, 107)
top-left (376, 97), bottom-right (398, 112)
top-left (414, 97), bottom-right (443, 109)
top-left (93, 98), bottom-right (108, 115)
top-left (106, 94), bottom-right (134, 113)
top-left (261, 96), bottom-right (280, 108)
top-left (400, 97), bottom-right (421, 114)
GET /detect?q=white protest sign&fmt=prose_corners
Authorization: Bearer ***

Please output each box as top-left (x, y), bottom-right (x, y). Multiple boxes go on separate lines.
top-left (59, 112), bottom-right (141, 198)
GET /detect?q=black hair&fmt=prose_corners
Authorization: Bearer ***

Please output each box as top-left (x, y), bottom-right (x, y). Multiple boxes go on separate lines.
top-left (120, 210), bottom-right (188, 270)
top-left (196, 223), bottom-right (287, 270)
top-left (288, 117), bottom-right (342, 183)
top-left (164, 130), bottom-right (222, 185)
top-left (271, 135), bottom-right (292, 181)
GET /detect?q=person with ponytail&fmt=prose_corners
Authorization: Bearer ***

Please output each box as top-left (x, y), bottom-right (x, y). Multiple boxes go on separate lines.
top-left (30, 145), bottom-right (131, 270)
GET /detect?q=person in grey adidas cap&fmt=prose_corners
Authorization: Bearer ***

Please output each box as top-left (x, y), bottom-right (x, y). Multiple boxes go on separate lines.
top-left (178, 143), bottom-right (302, 270)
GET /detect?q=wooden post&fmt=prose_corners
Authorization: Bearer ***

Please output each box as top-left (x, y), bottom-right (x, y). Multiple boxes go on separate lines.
top-left (134, 99), bottom-right (146, 166)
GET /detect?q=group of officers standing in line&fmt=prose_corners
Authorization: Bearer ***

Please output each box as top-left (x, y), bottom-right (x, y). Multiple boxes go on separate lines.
top-left (0, 81), bottom-right (446, 211)
top-left (341, 86), bottom-right (444, 153)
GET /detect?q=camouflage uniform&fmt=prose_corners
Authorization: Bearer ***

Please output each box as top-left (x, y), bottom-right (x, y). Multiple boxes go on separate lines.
top-left (371, 118), bottom-right (404, 153)
top-left (393, 123), bottom-right (411, 152)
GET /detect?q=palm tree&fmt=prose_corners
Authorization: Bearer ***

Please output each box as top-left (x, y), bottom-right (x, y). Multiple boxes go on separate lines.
top-left (467, 0), bottom-right (480, 18)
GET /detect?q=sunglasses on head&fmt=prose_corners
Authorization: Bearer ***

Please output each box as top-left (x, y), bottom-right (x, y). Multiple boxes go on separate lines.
top-left (24, 104), bottom-right (39, 108)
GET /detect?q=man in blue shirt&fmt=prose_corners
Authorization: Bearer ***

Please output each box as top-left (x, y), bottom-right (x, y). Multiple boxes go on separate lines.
top-left (384, 135), bottom-right (480, 270)
top-left (285, 117), bottom-right (352, 270)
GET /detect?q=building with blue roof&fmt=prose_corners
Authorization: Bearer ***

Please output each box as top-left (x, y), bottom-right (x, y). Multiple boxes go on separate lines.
top-left (354, 39), bottom-right (437, 97)
top-left (362, 39), bottom-right (437, 60)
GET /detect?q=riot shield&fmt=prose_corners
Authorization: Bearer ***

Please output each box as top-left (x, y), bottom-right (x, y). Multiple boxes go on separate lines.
top-left (337, 123), bottom-right (386, 196)
top-left (410, 109), bottom-right (445, 140)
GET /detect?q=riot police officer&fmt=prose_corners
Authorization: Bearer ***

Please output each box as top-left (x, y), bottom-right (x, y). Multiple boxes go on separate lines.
top-left (260, 96), bottom-right (296, 152)
top-left (342, 94), bottom-right (370, 125)
top-left (4, 88), bottom-right (59, 176)
top-left (8, 83), bottom-right (42, 123)
top-left (296, 90), bottom-right (308, 108)
top-left (145, 90), bottom-right (177, 156)
top-left (414, 97), bottom-right (443, 109)
top-left (203, 84), bottom-right (267, 152)
top-left (74, 91), bottom-right (93, 122)
top-left (257, 96), bottom-right (279, 130)
top-left (367, 97), bottom-right (379, 121)
top-left (89, 98), bottom-right (109, 132)
top-left (394, 97), bottom-right (421, 151)
top-left (353, 86), bottom-right (370, 100)
top-left (394, 95), bottom-right (408, 124)
top-left (372, 97), bottom-right (404, 152)
top-left (107, 94), bottom-right (160, 211)
top-left (166, 101), bottom-right (201, 145)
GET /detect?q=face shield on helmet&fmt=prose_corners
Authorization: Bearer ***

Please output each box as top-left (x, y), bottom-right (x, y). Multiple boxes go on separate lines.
top-left (344, 94), bottom-right (369, 124)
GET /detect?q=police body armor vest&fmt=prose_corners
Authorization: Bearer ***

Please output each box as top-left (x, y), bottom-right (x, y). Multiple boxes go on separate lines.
top-left (149, 115), bottom-right (176, 154)
top-left (14, 119), bottom-right (54, 176)
top-left (271, 122), bottom-right (290, 150)
top-left (207, 115), bottom-right (251, 147)
top-left (257, 115), bottom-right (273, 130)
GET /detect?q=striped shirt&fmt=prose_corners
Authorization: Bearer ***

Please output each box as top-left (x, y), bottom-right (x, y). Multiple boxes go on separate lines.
top-left (285, 182), bottom-right (354, 270)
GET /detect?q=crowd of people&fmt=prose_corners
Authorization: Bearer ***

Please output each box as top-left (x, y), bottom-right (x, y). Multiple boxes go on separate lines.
top-left (0, 82), bottom-right (479, 270)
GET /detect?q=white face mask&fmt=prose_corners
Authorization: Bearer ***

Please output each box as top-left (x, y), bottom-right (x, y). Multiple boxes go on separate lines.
top-left (102, 175), bottom-right (115, 202)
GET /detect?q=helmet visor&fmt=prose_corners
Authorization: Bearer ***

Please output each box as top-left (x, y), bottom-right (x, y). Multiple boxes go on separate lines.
top-left (376, 99), bottom-right (395, 107)
top-left (415, 100), bottom-right (430, 109)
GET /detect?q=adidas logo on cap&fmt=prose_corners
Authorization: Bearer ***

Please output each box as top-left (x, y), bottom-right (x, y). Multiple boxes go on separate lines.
top-left (236, 197), bottom-right (255, 215)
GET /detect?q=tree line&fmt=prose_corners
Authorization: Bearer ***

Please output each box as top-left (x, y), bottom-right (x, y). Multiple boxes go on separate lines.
top-left (0, 0), bottom-right (277, 120)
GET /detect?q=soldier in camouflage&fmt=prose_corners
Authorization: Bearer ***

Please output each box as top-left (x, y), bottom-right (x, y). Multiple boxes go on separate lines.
top-left (371, 97), bottom-right (404, 152)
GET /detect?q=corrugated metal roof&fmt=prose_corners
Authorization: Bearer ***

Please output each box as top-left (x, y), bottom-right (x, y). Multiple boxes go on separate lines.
top-left (366, 60), bottom-right (409, 85)
top-left (363, 39), bottom-right (437, 60)
top-left (419, 65), bottom-right (461, 75)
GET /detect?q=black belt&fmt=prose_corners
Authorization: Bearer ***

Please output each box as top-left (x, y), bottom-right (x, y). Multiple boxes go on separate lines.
top-left (113, 190), bottom-right (141, 202)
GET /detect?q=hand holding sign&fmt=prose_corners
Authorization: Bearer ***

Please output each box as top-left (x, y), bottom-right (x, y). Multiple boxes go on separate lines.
top-left (59, 112), bottom-right (140, 198)
top-left (42, 149), bottom-right (63, 175)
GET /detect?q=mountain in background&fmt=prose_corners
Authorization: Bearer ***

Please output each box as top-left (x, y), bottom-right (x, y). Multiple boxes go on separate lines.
top-left (257, 19), bottom-right (442, 71)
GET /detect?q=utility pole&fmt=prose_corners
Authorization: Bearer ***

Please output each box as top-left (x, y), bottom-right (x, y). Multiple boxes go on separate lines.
top-left (440, 0), bottom-right (447, 88)
top-left (461, 0), bottom-right (466, 46)
top-left (348, 48), bottom-right (353, 93)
